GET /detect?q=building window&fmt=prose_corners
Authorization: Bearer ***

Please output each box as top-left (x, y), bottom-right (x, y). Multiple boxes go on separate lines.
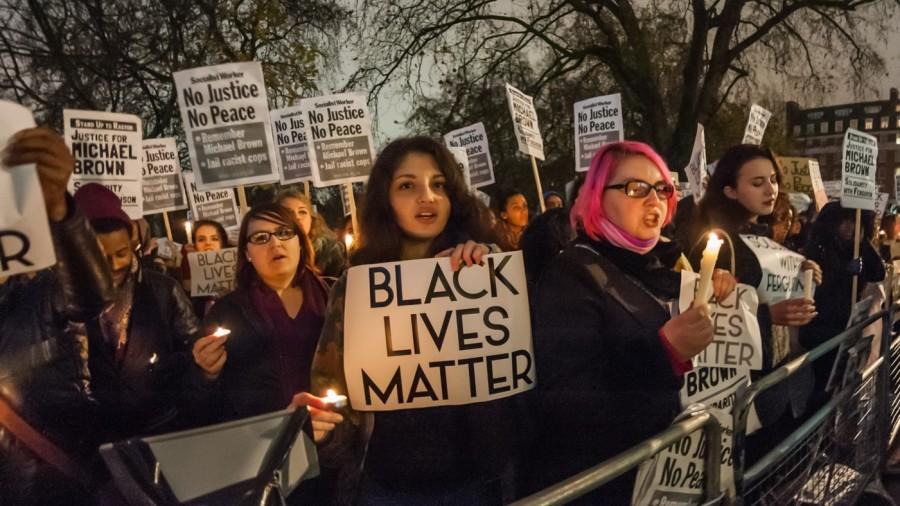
top-left (865, 118), bottom-right (874, 130)
top-left (881, 116), bottom-right (889, 129)
top-left (806, 123), bottom-right (815, 134)
top-left (793, 125), bottom-right (801, 136)
top-left (820, 121), bottom-right (829, 134)
top-left (835, 119), bottom-right (844, 132)
top-left (850, 119), bottom-right (858, 129)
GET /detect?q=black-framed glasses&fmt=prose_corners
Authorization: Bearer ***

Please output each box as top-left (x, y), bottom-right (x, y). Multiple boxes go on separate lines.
top-left (604, 179), bottom-right (675, 199)
top-left (247, 227), bottom-right (297, 245)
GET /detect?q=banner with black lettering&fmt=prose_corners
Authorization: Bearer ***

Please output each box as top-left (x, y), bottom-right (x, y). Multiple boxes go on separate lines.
top-left (683, 125), bottom-right (708, 202)
top-left (505, 84), bottom-right (545, 160)
top-left (739, 235), bottom-right (811, 305)
top-left (447, 146), bottom-right (471, 189)
top-left (741, 104), bottom-right (772, 145)
top-left (444, 123), bottom-right (494, 188)
top-left (300, 92), bottom-right (375, 187)
top-left (142, 138), bottom-right (188, 214)
top-left (188, 248), bottom-right (237, 297)
top-left (64, 109), bottom-right (143, 218)
top-left (574, 94), bottom-right (623, 172)
top-left (182, 171), bottom-right (240, 232)
top-left (271, 106), bottom-right (312, 184)
top-left (841, 128), bottom-right (878, 210)
top-left (174, 62), bottom-right (279, 190)
top-left (0, 101), bottom-right (56, 277)
top-left (343, 252), bottom-right (535, 410)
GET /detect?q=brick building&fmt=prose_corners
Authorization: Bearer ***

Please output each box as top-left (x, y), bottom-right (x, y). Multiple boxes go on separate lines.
top-left (786, 87), bottom-right (900, 195)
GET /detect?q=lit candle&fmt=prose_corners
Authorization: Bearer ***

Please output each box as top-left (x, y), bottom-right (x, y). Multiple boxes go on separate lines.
top-left (803, 269), bottom-right (814, 300)
top-left (694, 232), bottom-right (723, 307)
top-left (213, 327), bottom-right (231, 338)
top-left (323, 388), bottom-right (347, 408)
top-left (344, 233), bottom-right (353, 250)
top-left (184, 220), bottom-right (193, 245)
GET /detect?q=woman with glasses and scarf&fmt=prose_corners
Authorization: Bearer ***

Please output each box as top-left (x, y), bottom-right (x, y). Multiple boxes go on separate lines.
top-left (526, 141), bottom-right (735, 503)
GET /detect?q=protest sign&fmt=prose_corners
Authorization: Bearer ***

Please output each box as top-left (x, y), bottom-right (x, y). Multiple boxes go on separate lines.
top-left (777, 157), bottom-right (813, 195)
top-left (188, 247), bottom-right (237, 297)
top-left (142, 138), bottom-right (187, 214)
top-left (824, 180), bottom-right (842, 199)
top-left (573, 94), bottom-right (623, 172)
top-left (841, 128), bottom-right (878, 211)
top-left (741, 104), bottom-right (772, 145)
top-left (182, 171), bottom-right (240, 231)
top-left (444, 123), bottom-right (494, 188)
top-left (173, 62), bottom-right (279, 190)
top-left (683, 124), bottom-right (708, 202)
top-left (271, 106), bottom-right (312, 184)
top-left (0, 101), bottom-right (56, 277)
top-left (807, 160), bottom-right (828, 211)
top-left (300, 92), bottom-right (375, 187)
top-left (740, 234), bottom-right (810, 305)
top-left (64, 109), bottom-right (143, 218)
top-left (505, 84), bottom-right (545, 160)
top-left (340, 184), bottom-right (352, 218)
top-left (447, 146), bottom-right (472, 188)
top-left (876, 192), bottom-right (890, 221)
top-left (679, 271), bottom-right (762, 370)
top-left (343, 252), bottom-right (535, 411)
top-left (895, 169), bottom-right (900, 204)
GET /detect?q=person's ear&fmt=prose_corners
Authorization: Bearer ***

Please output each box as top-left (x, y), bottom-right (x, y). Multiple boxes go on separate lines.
top-left (723, 185), bottom-right (738, 200)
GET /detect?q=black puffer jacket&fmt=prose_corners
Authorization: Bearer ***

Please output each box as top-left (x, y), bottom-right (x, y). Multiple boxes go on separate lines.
top-left (0, 204), bottom-right (115, 505)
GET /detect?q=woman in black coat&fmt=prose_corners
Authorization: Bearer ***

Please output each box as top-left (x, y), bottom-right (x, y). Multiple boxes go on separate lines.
top-left (527, 141), bottom-right (734, 503)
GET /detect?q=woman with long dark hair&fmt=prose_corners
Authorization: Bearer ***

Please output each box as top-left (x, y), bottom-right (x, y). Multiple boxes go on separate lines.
top-left (276, 189), bottom-right (348, 278)
top-left (307, 136), bottom-right (511, 505)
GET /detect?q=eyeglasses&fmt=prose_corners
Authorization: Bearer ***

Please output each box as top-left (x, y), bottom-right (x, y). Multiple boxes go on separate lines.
top-left (604, 179), bottom-right (675, 199)
top-left (247, 227), bottom-right (297, 245)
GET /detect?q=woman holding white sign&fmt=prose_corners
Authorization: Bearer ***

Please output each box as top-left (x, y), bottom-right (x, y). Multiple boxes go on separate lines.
top-left (682, 144), bottom-right (823, 463)
top-left (304, 136), bottom-right (510, 505)
top-left (527, 141), bottom-right (735, 503)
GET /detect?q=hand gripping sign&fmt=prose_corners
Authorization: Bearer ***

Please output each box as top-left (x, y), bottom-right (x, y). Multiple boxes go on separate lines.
top-left (343, 252), bottom-right (535, 411)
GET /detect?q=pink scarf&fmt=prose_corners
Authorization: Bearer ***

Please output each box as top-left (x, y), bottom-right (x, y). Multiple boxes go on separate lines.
top-left (598, 217), bottom-right (658, 254)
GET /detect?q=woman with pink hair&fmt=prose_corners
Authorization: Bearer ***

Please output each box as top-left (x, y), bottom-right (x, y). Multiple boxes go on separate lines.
top-left (523, 141), bottom-right (735, 502)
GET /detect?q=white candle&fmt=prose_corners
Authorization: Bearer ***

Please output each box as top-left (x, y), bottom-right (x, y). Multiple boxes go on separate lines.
top-left (323, 388), bottom-right (347, 408)
top-left (184, 221), bottom-right (193, 245)
top-left (213, 327), bottom-right (231, 338)
top-left (803, 269), bottom-right (814, 300)
top-left (344, 233), bottom-right (353, 250)
top-left (694, 232), bottom-right (723, 306)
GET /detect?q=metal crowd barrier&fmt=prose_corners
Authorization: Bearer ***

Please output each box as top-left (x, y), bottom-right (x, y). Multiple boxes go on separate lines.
top-left (516, 266), bottom-right (898, 505)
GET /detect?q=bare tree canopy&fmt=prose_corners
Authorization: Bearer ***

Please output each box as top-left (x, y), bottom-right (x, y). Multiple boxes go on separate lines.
top-left (343, 0), bottom-right (898, 166)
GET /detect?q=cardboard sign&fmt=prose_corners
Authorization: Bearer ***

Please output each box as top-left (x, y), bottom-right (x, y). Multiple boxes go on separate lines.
top-left (447, 146), bottom-right (472, 189)
top-left (343, 252), bottom-right (535, 411)
top-left (173, 61), bottom-right (279, 190)
top-left (505, 84), bottom-right (545, 160)
top-left (301, 92), bottom-right (375, 187)
top-left (807, 160), bottom-right (828, 211)
top-left (271, 106), bottom-right (312, 184)
top-left (188, 247), bottom-right (237, 297)
top-left (64, 109), bottom-right (143, 218)
top-left (679, 271), bottom-right (762, 371)
top-left (182, 171), bottom-right (240, 231)
top-left (444, 123), bottom-right (494, 188)
top-left (142, 138), bottom-right (188, 214)
top-left (0, 101), bottom-right (56, 277)
top-left (574, 94), bottom-right (623, 172)
top-left (841, 128), bottom-right (878, 210)
top-left (683, 124), bottom-right (708, 202)
top-left (741, 104), bottom-right (772, 145)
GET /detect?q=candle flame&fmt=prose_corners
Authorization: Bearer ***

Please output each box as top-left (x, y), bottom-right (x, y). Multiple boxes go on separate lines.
top-left (707, 232), bottom-right (723, 248)
top-left (213, 327), bottom-right (230, 337)
top-left (326, 389), bottom-right (337, 398)
top-left (344, 233), bottom-right (353, 249)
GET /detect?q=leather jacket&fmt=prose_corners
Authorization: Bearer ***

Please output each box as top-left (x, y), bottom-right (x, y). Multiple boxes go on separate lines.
top-left (0, 202), bottom-right (115, 505)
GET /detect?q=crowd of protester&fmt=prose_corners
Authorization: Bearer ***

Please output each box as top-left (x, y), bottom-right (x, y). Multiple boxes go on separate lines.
top-left (1, 125), bottom-right (893, 505)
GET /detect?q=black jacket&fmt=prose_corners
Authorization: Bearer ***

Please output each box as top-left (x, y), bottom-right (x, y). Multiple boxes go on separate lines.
top-left (86, 269), bottom-right (198, 441)
top-left (0, 205), bottom-right (115, 505)
top-left (526, 238), bottom-right (683, 503)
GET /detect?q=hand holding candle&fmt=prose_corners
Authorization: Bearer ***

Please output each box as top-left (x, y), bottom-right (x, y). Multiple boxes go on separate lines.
top-left (213, 327), bottom-right (231, 338)
top-left (694, 232), bottom-right (723, 307)
top-left (802, 269), bottom-right (814, 300)
top-left (322, 388), bottom-right (348, 409)
top-left (192, 326), bottom-right (229, 379)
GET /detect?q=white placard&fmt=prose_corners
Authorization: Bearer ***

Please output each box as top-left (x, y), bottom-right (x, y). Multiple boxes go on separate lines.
top-left (447, 146), bottom-right (471, 189)
top-left (0, 101), bottom-right (56, 277)
top-left (271, 106), bottom-right (312, 184)
top-left (683, 124), bottom-right (708, 202)
top-left (739, 234), bottom-right (811, 305)
top-left (64, 109), bottom-right (143, 219)
top-left (182, 171), bottom-right (240, 232)
top-left (574, 94), bottom-right (623, 172)
top-left (343, 252), bottom-right (535, 411)
top-left (824, 180), bottom-right (842, 199)
top-left (875, 192), bottom-right (890, 220)
top-left (741, 104), bottom-right (772, 145)
top-left (188, 247), bottom-right (237, 297)
top-left (142, 138), bottom-right (188, 214)
top-left (679, 271), bottom-right (762, 370)
top-left (807, 160), bottom-right (828, 211)
top-left (173, 61), bottom-right (279, 190)
top-left (841, 128), bottom-right (878, 210)
top-left (444, 123), bottom-right (494, 188)
top-left (505, 84), bottom-right (545, 160)
top-left (301, 92), bottom-right (375, 187)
